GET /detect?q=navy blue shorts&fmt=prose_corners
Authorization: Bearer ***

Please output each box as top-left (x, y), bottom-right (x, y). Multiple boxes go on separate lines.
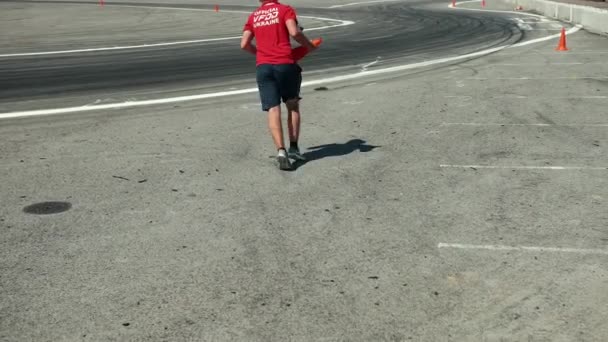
top-left (256, 64), bottom-right (302, 112)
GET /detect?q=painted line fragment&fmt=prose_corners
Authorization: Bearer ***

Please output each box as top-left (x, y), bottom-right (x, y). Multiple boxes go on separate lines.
top-left (438, 242), bottom-right (608, 255)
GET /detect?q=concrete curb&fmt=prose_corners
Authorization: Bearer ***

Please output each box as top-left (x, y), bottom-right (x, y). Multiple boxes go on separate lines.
top-left (501, 0), bottom-right (608, 35)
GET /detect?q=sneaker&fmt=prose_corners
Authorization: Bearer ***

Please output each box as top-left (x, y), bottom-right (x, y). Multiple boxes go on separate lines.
top-left (288, 147), bottom-right (306, 161)
top-left (277, 149), bottom-right (293, 170)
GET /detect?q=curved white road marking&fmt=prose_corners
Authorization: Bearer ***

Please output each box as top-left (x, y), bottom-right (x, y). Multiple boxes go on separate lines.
top-left (0, 5), bottom-right (354, 58)
top-left (0, 36), bottom-right (242, 57)
top-left (328, 0), bottom-right (404, 8)
top-left (449, 0), bottom-right (482, 6)
top-left (0, 9), bottom-right (581, 119)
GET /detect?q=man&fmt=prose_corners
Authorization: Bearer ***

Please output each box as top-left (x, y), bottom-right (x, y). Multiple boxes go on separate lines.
top-left (241, 0), bottom-right (318, 170)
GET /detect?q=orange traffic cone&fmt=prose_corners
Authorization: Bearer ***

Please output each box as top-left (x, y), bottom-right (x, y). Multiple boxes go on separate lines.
top-left (292, 38), bottom-right (323, 61)
top-left (214, 4), bottom-right (219, 12)
top-left (481, 0), bottom-right (486, 7)
top-left (556, 27), bottom-right (568, 51)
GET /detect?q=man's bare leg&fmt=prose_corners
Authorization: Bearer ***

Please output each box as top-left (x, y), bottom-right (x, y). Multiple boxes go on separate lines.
top-left (268, 105), bottom-right (285, 150)
top-left (286, 100), bottom-right (300, 143)
top-left (268, 105), bottom-right (292, 170)
top-left (286, 99), bottom-right (306, 161)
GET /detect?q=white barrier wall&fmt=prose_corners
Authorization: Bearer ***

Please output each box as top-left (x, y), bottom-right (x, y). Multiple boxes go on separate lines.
top-left (500, 0), bottom-right (608, 35)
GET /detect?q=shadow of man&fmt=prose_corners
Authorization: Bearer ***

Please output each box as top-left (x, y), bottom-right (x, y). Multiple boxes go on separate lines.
top-left (292, 139), bottom-right (380, 170)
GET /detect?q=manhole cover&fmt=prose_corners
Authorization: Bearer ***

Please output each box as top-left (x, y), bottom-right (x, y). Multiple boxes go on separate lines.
top-left (23, 201), bottom-right (71, 215)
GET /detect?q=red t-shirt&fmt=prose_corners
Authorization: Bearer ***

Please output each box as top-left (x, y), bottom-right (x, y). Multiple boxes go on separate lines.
top-left (243, 0), bottom-right (297, 66)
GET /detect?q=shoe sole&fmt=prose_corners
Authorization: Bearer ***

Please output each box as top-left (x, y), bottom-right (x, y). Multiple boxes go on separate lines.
top-left (288, 151), bottom-right (306, 161)
top-left (289, 154), bottom-right (306, 161)
top-left (277, 155), bottom-right (293, 170)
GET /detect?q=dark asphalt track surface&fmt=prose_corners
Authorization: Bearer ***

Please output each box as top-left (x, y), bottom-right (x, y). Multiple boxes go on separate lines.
top-left (0, 0), bottom-right (527, 105)
top-left (3, 1), bottom-right (608, 340)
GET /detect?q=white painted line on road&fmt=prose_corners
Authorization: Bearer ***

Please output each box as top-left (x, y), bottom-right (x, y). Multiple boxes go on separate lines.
top-left (0, 5), bottom-right (354, 58)
top-left (444, 95), bottom-right (607, 99)
top-left (328, 0), bottom-right (403, 8)
top-left (493, 62), bottom-right (584, 65)
top-left (361, 57), bottom-right (381, 71)
top-left (438, 243), bottom-right (608, 255)
top-left (489, 62), bottom-right (608, 66)
top-left (532, 49), bottom-right (608, 55)
top-left (451, 0), bottom-right (482, 5)
top-left (442, 122), bottom-right (608, 127)
top-left (0, 26), bottom-right (581, 119)
top-left (0, 36), bottom-right (244, 57)
top-left (117, 4), bottom-right (251, 14)
top-left (500, 51), bottom-right (608, 55)
top-left (124, 5), bottom-right (356, 34)
top-left (452, 77), bottom-right (608, 80)
top-left (354, 34), bottom-right (395, 42)
top-left (439, 164), bottom-right (608, 170)
top-left (543, 95), bottom-right (601, 98)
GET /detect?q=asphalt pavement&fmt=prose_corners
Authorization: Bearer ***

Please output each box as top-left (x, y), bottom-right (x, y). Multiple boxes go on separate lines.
top-left (1, 0), bottom-right (607, 341)
top-left (2, 0), bottom-right (533, 111)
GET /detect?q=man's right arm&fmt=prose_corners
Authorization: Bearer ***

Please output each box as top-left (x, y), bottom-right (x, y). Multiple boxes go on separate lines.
top-left (241, 15), bottom-right (257, 55)
top-left (241, 30), bottom-right (257, 55)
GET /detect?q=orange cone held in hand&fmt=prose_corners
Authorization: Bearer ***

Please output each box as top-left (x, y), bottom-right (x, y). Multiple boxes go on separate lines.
top-left (292, 37), bottom-right (323, 61)
top-left (556, 27), bottom-right (568, 51)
